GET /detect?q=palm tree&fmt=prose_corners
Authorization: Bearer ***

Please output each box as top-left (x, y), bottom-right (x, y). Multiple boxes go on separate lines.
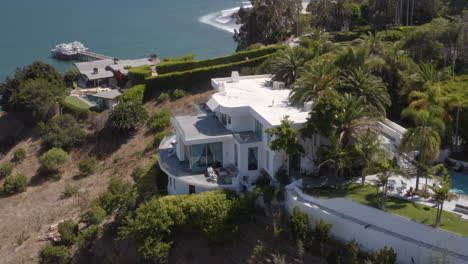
top-left (336, 94), bottom-right (375, 146)
top-left (338, 67), bottom-right (391, 117)
top-left (368, 156), bottom-right (409, 210)
top-left (440, 91), bottom-right (468, 152)
top-left (318, 132), bottom-right (355, 187)
top-left (289, 58), bottom-right (338, 105)
top-left (428, 169), bottom-right (458, 227)
top-left (355, 129), bottom-right (383, 185)
top-left (270, 48), bottom-right (309, 88)
top-left (400, 108), bottom-right (445, 191)
top-left (420, 163), bottom-right (445, 193)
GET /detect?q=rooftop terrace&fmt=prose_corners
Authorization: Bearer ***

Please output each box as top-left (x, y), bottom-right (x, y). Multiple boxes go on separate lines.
top-left (210, 75), bottom-right (309, 127)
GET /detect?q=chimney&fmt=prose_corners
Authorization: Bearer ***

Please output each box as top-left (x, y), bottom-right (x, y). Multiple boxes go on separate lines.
top-left (93, 68), bottom-right (98, 74)
top-left (219, 82), bottom-right (226, 92)
top-left (231, 71), bottom-right (240, 83)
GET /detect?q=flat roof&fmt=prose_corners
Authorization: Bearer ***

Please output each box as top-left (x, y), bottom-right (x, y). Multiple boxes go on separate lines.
top-left (210, 75), bottom-right (309, 126)
top-left (93, 90), bottom-right (122, 99)
top-left (172, 114), bottom-right (233, 143)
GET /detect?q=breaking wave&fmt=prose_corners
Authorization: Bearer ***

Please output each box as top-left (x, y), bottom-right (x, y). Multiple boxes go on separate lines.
top-left (199, 2), bottom-right (252, 33)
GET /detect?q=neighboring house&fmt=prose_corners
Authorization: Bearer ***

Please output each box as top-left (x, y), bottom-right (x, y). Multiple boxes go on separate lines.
top-left (92, 90), bottom-right (122, 110)
top-left (159, 73), bottom-right (407, 195)
top-left (74, 58), bottom-right (157, 88)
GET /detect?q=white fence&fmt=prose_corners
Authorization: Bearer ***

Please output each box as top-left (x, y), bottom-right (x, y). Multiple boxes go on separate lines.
top-left (285, 183), bottom-right (468, 264)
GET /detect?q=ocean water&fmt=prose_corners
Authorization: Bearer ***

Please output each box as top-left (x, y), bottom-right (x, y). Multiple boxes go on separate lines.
top-left (0, 0), bottom-right (245, 81)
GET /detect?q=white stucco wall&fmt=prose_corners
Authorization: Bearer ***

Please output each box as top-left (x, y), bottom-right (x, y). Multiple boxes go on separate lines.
top-left (285, 184), bottom-right (468, 264)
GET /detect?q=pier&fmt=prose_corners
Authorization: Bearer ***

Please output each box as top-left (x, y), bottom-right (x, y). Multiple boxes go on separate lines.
top-left (76, 51), bottom-right (115, 61)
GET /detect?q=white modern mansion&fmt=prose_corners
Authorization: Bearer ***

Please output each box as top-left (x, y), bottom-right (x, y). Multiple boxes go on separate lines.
top-left (158, 73), bottom-right (406, 195)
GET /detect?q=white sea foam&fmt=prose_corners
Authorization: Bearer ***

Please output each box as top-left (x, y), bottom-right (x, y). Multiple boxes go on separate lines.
top-left (199, 2), bottom-right (252, 33)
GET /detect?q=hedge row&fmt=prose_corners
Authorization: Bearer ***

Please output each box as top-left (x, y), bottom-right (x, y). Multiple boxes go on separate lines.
top-left (155, 45), bottom-right (286, 74)
top-left (120, 84), bottom-right (146, 104)
top-left (62, 102), bottom-right (95, 121)
top-left (128, 65), bottom-right (152, 85)
top-left (144, 53), bottom-right (274, 100)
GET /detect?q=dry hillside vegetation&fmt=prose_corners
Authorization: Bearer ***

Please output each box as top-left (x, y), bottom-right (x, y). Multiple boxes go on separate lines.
top-left (0, 87), bottom-right (213, 264)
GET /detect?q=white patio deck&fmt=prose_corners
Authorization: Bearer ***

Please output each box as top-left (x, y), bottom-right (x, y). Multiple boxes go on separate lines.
top-left (365, 174), bottom-right (468, 220)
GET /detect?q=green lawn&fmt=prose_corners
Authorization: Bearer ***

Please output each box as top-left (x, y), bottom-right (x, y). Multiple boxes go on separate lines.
top-left (65, 96), bottom-right (91, 109)
top-left (304, 184), bottom-right (468, 237)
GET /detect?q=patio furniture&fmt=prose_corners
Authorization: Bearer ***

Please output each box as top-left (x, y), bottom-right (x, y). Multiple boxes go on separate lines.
top-left (405, 187), bottom-right (414, 197)
top-left (454, 204), bottom-right (468, 215)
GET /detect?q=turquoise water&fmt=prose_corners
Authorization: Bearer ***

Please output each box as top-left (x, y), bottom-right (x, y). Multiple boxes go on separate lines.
top-left (83, 95), bottom-right (98, 105)
top-left (450, 171), bottom-right (468, 195)
top-left (0, 0), bottom-right (242, 81)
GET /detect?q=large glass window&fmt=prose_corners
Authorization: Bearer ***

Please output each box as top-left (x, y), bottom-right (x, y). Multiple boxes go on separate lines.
top-left (248, 147), bottom-right (258, 171)
top-left (254, 119), bottom-right (263, 139)
top-left (190, 143), bottom-right (223, 170)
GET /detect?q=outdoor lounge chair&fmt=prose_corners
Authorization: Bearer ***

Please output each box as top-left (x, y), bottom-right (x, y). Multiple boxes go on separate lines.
top-left (405, 187), bottom-right (414, 197)
top-left (454, 204), bottom-right (468, 215)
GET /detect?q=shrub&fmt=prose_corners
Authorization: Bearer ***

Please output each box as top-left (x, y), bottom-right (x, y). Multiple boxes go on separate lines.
top-left (155, 45), bottom-right (285, 74)
top-left (262, 185), bottom-right (275, 204)
top-left (108, 102), bottom-right (149, 135)
top-left (377, 30), bottom-right (404, 42)
top-left (120, 84), bottom-right (146, 104)
top-left (371, 246), bottom-right (397, 264)
top-left (62, 101), bottom-right (94, 121)
top-left (81, 205), bottom-right (106, 225)
top-left (131, 167), bottom-right (144, 182)
top-left (157, 92), bottom-right (170, 103)
top-left (79, 155), bottom-right (98, 176)
top-left (253, 243), bottom-right (266, 258)
top-left (0, 162), bottom-right (15, 179)
top-left (38, 114), bottom-right (86, 150)
top-left (128, 65), bottom-right (152, 85)
top-left (39, 148), bottom-right (69, 180)
top-left (344, 240), bottom-right (360, 264)
top-left (39, 244), bottom-right (70, 264)
top-left (290, 206), bottom-right (311, 243)
top-left (118, 189), bottom-right (244, 261)
top-left (275, 166), bottom-right (289, 186)
top-left (171, 89), bottom-right (186, 99)
top-left (63, 68), bottom-right (80, 85)
top-left (314, 218), bottom-right (332, 245)
top-left (147, 111), bottom-right (171, 132)
top-left (2, 173), bottom-right (29, 194)
top-left (96, 179), bottom-right (135, 215)
top-left (77, 225), bottom-right (103, 250)
top-left (62, 184), bottom-right (79, 198)
top-left (145, 131), bottom-right (170, 152)
top-left (13, 148), bottom-right (26, 162)
top-left (58, 220), bottom-right (78, 246)
top-left (276, 188), bottom-right (285, 202)
top-left (162, 54), bottom-right (195, 62)
top-left (332, 31), bottom-right (362, 42)
top-left (245, 43), bottom-right (264, 50)
top-left (144, 52), bottom-right (280, 99)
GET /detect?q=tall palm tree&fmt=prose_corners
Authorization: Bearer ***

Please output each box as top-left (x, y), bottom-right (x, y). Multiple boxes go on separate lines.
top-left (289, 58), bottom-right (338, 105)
top-left (440, 91), bottom-right (468, 152)
top-left (400, 108), bottom-right (445, 191)
top-left (270, 48), bottom-right (309, 88)
top-left (336, 94), bottom-right (375, 146)
top-left (368, 156), bottom-right (409, 210)
top-left (338, 67), bottom-right (391, 118)
top-left (428, 169), bottom-right (458, 228)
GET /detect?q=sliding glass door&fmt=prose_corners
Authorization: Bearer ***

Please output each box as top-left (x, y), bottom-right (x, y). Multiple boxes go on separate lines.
top-left (190, 142), bottom-right (223, 170)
